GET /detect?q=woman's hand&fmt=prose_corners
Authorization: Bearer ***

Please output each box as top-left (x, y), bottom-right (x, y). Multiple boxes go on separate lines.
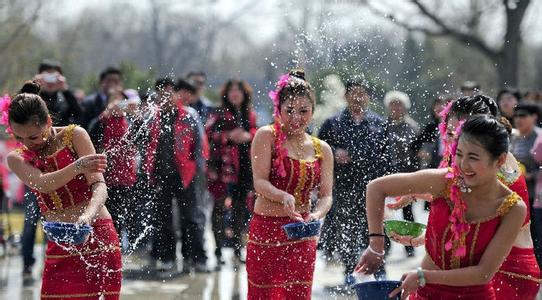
top-left (354, 244), bottom-right (385, 274)
top-left (76, 213), bottom-right (93, 226)
top-left (389, 232), bottom-right (425, 247)
top-left (387, 195), bottom-right (416, 210)
top-left (74, 154), bottom-right (107, 174)
top-left (282, 194), bottom-right (304, 222)
top-left (304, 211), bottom-right (322, 222)
top-left (390, 271), bottom-right (420, 299)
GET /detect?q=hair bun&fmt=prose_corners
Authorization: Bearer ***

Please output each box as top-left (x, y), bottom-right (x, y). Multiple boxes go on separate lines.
top-left (289, 69), bottom-right (306, 81)
top-left (20, 80), bottom-right (41, 95)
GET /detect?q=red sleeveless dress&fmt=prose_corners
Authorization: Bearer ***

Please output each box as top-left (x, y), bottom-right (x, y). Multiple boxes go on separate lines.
top-left (19, 125), bottom-right (122, 300)
top-left (411, 192), bottom-right (524, 299)
top-left (246, 130), bottom-right (323, 300)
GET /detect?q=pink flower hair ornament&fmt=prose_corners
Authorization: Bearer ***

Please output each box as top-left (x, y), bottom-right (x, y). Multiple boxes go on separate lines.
top-left (438, 100), bottom-right (455, 168)
top-left (443, 119), bottom-right (470, 257)
top-left (268, 73), bottom-right (291, 178)
top-left (0, 94), bottom-right (12, 134)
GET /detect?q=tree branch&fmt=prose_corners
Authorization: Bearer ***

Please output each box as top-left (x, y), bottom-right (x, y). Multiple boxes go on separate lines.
top-left (365, 4), bottom-right (443, 35)
top-left (0, 2), bottom-right (42, 54)
top-left (407, 0), bottom-right (498, 58)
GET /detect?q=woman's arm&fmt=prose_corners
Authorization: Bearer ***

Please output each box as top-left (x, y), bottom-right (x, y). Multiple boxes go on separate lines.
top-left (305, 140), bottom-right (334, 221)
top-left (386, 193), bottom-right (434, 210)
top-left (7, 149), bottom-right (106, 193)
top-left (356, 168), bottom-right (448, 274)
top-left (71, 127), bottom-right (108, 225)
top-left (251, 126), bottom-right (302, 221)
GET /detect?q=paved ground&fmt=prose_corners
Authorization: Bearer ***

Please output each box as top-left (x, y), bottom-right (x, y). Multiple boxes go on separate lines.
top-left (0, 202), bottom-right (540, 299)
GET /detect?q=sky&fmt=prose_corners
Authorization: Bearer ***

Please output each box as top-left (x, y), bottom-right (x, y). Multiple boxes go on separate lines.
top-left (46, 0), bottom-right (542, 46)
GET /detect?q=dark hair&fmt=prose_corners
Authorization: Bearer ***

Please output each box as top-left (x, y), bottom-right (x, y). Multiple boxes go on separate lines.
top-left (186, 71), bottom-right (206, 79)
top-left (344, 79), bottom-right (368, 95)
top-left (38, 59), bottom-right (62, 74)
top-left (220, 79), bottom-right (253, 129)
top-left (9, 81), bottom-right (49, 126)
top-left (448, 95), bottom-right (499, 122)
top-left (496, 89), bottom-right (521, 104)
top-left (460, 115), bottom-right (510, 159)
top-left (99, 67), bottom-right (123, 82)
top-left (514, 102), bottom-right (540, 119)
top-left (278, 69), bottom-right (315, 111)
top-left (155, 77), bottom-right (175, 91)
top-left (174, 78), bottom-right (196, 93)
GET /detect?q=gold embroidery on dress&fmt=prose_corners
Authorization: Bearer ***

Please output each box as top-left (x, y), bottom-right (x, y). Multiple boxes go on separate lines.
top-left (294, 160), bottom-right (307, 205)
top-left (49, 191), bottom-right (63, 210)
top-left (441, 223), bottom-right (451, 269)
top-left (312, 137), bottom-right (322, 159)
top-left (45, 245), bottom-right (120, 259)
top-left (62, 124), bottom-right (77, 153)
top-left (497, 271), bottom-right (542, 283)
top-left (284, 160), bottom-right (295, 193)
top-left (496, 193), bottom-right (521, 216)
top-left (248, 279), bottom-right (312, 288)
top-left (469, 223), bottom-right (481, 266)
top-left (450, 235), bottom-right (463, 269)
top-left (247, 237), bottom-right (318, 247)
top-left (42, 291), bottom-right (120, 298)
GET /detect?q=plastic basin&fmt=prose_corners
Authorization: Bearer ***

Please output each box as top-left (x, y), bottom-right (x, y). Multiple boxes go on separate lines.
top-left (43, 221), bottom-right (92, 245)
top-left (384, 220), bottom-right (426, 237)
top-left (282, 220), bottom-right (322, 240)
top-left (352, 280), bottom-right (402, 300)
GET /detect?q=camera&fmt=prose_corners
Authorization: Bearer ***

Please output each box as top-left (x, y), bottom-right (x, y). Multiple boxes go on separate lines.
top-left (42, 73), bottom-right (58, 84)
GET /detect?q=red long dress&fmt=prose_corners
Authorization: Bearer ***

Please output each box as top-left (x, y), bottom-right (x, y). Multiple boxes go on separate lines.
top-left (246, 130), bottom-right (323, 300)
top-left (20, 125), bottom-right (122, 300)
top-left (411, 191), bottom-right (524, 299)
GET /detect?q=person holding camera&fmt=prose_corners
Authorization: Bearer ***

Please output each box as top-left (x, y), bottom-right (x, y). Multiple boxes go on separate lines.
top-left (34, 59), bottom-right (83, 126)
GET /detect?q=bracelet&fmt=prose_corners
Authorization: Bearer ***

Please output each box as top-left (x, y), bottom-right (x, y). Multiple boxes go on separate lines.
top-left (367, 245), bottom-right (385, 256)
top-left (368, 233), bottom-right (385, 238)
top-left (90, 180), bottom-right (106, 190)
top-left (416, 267), bottom-right (426, 287)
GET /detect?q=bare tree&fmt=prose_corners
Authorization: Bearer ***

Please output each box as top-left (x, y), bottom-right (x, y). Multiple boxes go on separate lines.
top-left (0, 0), bottom-right (42, 54)
top-left (365, 0), bottom-right (532, 88)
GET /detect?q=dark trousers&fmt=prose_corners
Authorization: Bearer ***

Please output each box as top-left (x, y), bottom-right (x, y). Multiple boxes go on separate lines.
top-left (106, 186), bottom-right (138, 245)
top-left (321, 188), bottom-right (389, 278)
top-left (532, 207), bottom-right (542, 269)
top-left (402, 205), bottom-right (415, 255)
top-left (211, 200), bottom-right (226, 258)
top-left (211, 183), bottom-right (250, 259)
top-left (151, 176), bottom-right (207, 264)
top-left (21, 188), bottom-right (40, 268)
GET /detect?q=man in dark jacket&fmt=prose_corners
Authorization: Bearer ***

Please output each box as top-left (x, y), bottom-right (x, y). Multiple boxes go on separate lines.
top-left (318, 80), bottom-right (390, 286)
top-left (81, 67), bottom-right (124, 129)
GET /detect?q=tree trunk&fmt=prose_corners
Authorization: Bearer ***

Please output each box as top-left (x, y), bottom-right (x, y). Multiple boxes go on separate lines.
top-left (498, 0), bottom-right (530, 88)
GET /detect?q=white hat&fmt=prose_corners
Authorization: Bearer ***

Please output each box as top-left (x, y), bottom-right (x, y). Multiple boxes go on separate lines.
top-left (384, 90), bottom-right (411, 109)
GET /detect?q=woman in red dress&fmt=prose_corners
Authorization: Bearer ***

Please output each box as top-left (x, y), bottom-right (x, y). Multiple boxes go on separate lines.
top-left (5, 81), bottom-right (122, 299)
top-left (388, 95), bottom-right (541, 298)
top-left (246, 70), bottom-right (334, 299)
top-left (357, 115), bottom-right (531, 299)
